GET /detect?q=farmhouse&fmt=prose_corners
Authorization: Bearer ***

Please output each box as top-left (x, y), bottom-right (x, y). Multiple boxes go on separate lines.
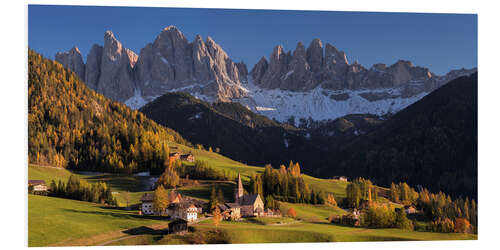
top-left (28, 180), bottom-right (48, 194)
top-left (332, 176), bottom-right (348, 182)
top-left (168, 219), bottom-right (188, 234)
top-left (139, 193), bottom-right (155, 215)
top-left (404, 205), bottom-right (417, 214)
top-left (169, 152), bottom-right (181, 161)
top-left (140, 190), bottom-right (204, 219)
top-left (180, 153), bottom-right (194, 162)
top-left (219, 203), bottom-right (241, 220)
top-left (168, 203), bottom-right (199, 222)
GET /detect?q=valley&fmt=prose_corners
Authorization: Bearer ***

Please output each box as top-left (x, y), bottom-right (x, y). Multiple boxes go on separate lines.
top-left (27, 14), bottom-right (478, 246)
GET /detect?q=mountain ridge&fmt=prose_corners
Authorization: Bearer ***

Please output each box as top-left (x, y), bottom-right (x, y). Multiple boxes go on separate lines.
top-left (55, 25), bottom-right (476, 122)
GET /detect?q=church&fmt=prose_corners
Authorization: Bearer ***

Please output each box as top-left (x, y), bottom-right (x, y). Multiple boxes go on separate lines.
top-left (225, 173), bottom-right (264, 217)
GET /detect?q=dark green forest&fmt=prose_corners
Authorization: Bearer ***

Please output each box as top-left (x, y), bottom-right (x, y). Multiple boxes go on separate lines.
top-left (28, 50), bottom-right (188, 174)
top-left (321, 74), bottom-right (478, 199)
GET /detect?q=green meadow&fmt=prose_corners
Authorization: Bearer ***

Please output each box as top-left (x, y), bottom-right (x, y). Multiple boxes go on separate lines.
top-left (28, 145), bottom-right (477, 246)
top-left (28, 194), bottom-right (165, 247)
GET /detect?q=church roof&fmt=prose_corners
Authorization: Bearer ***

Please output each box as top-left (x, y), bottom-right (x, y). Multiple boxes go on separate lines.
top-left (240, 194), bottom-right (260, 206)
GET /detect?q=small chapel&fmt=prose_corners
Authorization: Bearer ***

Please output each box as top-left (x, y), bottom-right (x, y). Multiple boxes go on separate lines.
top-left (223, 173), bottom-right (264, 217)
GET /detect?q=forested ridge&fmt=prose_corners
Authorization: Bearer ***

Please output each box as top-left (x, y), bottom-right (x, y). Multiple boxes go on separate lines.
top-left (28, 49), bottom-right (188, 174)
top-left (321, 73), bottom-right (478, 199)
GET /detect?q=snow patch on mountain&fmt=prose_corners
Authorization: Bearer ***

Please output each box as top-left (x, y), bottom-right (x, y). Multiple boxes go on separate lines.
top-left (124, 88), bottom-right (148, 110)
top-left (234, 77), bottom-right (429, 122)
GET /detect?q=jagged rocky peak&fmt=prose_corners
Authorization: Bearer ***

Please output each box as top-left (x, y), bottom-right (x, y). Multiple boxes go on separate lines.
top-left (85, 44), bottom-right (103, 90)
top-left (306, 38), bottom-right (323, 73)
top-left (250, 38), bottom-right (470, 93)
top-left (55, 46), bottom-right (85, 81)
top-left (325, 43), bottom-right (349, 65)
top-left (133, 26), bottom-right (247, 103)
top-left (236, 61), bottom-right (248, 79)
top-left (250, 56), bottom-right (268, 82)
top-left (95, 30), bottom-right (137, 102)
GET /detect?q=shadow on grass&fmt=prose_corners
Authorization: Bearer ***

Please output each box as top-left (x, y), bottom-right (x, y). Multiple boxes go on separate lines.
top-left (83, 174), bottom-right (151, 192)
top-left (123, 226), bottom-right (168, 236)
top-left (62, 208), bottom-right (170, 221)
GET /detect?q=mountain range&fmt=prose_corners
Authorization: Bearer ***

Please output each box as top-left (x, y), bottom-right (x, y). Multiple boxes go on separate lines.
top-left (55, 26), bottom-right (476, 122)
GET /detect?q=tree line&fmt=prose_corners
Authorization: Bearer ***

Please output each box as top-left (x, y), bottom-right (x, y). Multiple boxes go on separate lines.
top-left (49, 175), bottom-right (117, 206)
top-left (248, 161), bottom-right (326, 204)
top-left (345, 177), bottom-right (378, 208)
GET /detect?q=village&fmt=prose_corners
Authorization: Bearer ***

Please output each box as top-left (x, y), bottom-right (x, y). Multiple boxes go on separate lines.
top-left (28, 150), bottom-right (427, 237)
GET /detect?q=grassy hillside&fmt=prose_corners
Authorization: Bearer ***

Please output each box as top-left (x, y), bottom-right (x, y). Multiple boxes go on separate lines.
top-left (28, 195), bottom-right (164, 247)
top-left (106, 220), bottom-right (476, 246)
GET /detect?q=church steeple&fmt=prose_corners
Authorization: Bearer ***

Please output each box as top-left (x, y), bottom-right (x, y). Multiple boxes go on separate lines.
top-left (235, 173), bottom-right (244, 203)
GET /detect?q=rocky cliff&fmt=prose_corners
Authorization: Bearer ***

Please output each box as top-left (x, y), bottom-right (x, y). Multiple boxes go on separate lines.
top-left (250, 38), bottom-right (474, 95)
top-left (56, 26), bottom-right (248, 106)
top-left (56, 28), bottom-right (475, 122)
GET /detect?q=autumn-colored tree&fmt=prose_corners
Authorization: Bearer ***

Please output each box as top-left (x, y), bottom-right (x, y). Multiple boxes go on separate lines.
top-left (326, 194), bottom-right (337, 207)
top-left (454, 218), bottom-right (471, 233)
top-left (212, 206), bottom-right (222, 231)
top-left (287, 207), bottom-right (297, 218)
top-left (153, 185), bottom-right (169, 216)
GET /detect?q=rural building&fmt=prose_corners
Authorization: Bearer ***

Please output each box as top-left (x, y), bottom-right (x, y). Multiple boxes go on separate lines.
top-left (404, 205), bottom-right (417, 214)
top-left (167, 202), bottom-right (200, 222)
top-left (140, 193), bottom-right (155, 215)
top-left (219, 203), bottom-right (242, 220)
top-left (141, 190), bottom-right (204, 219)
top-left (218, 173), bottom-right (265, 218)
top-left (332, 176), bottom-right (348, 182)
top-left (168, 190), bottom-right (182, 204)
top-left (180, 154), bottom-right (194, 162)
top-left (169, 152), bottom-right (181, 161)
top-left (28, 180), bottom-right (48, 194)
top-left (168, 219), bottom-right (188, 234)
top-left (264, 208), bottom-right (281, 217)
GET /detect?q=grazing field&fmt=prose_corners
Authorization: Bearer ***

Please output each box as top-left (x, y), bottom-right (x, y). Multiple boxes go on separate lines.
top-left (28, 150), bottom-right (476, 247)
top-left (108, 220), bottom-right (476, 245)
top-left (279, 202), bottom-right (348, 222)
top-left (28, 194), bottom-right (165, 247)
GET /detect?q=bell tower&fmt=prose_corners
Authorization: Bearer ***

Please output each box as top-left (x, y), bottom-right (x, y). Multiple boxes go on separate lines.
top-left (234, 173), bottom-right (244, 204)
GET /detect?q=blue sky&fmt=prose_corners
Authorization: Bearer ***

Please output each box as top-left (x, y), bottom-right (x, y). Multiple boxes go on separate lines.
top-left (28, 5), bottom-right (477, 75)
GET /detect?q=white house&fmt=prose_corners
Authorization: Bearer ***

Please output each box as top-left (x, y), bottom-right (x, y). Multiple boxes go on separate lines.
top-left (186, 204), bottom-right (198, 222)
top-left (140, 193), bottom-right (155, 215)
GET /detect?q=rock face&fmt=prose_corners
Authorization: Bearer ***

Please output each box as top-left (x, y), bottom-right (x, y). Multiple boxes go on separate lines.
top-left (55, 47), bottom-right (85, 81)
top-left (56, 29), bottom-right (476, 122)
top-left (251, 38), bottom-right (470, 96)
top-left (134, 26), bottom-right (247, 103)
top-left (56, 26), bottom-right (248, 104)
top-left (94, 31), bottom-right (137, 102)
top-left (84, 44), bottom-right (103, 91)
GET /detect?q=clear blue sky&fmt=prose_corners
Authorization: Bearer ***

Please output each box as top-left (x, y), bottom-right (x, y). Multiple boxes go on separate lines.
top-left (28, 5), bottom-right (477, 75)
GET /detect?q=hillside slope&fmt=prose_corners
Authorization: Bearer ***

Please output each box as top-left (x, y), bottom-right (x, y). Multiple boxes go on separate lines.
top-left (139, 92), bottom-right (383, 171)
top-left (320, 73), bottom-right (478, 198)
top-left (28, 49), bottom-right (188, 174)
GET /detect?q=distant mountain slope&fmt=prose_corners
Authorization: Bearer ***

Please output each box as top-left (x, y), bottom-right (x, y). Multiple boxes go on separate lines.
top-left (319, 73), bottom-right (478, 198)
top-left (139, 91), bottom-right (383, 173)
top-left (139, 92), bottom-right (300, 166)
top-left (28, 49), bottom-right (188, 174)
